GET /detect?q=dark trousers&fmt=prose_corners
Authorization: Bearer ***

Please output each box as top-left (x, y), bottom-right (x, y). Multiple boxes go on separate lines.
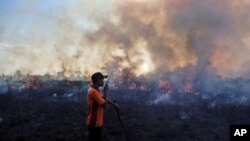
top-left (88, 126), bottom-right (103, 141)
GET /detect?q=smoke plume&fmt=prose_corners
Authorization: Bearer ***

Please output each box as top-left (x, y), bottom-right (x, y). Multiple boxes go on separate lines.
top-left (1, 0), bottom-right (250, 79)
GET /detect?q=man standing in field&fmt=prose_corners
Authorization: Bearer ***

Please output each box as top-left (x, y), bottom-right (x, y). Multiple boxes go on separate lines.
top-left (86, 72), bottom-right (119, 141)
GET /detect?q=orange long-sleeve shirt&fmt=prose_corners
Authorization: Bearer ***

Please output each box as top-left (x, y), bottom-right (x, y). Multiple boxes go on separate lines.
top-left (86, 85), bottom-right (106, 127)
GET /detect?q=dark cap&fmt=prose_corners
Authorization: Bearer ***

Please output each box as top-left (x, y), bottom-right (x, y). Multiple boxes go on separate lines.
top-left (91, 72), bottom-right (108, 84)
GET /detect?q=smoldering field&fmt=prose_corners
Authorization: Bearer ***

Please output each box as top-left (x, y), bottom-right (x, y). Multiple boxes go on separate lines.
top-left (0, 77), bottom-right (250, 141)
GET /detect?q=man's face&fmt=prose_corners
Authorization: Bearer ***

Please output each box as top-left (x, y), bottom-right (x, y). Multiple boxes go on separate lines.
top-left (97, 78), bottom-right (104, 86)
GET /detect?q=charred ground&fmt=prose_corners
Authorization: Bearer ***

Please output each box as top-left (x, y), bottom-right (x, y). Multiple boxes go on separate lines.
top-left (0, 87), bottom-right (250, 141)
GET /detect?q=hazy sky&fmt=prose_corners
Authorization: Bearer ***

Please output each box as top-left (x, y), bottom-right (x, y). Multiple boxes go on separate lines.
top-left (0, 0), bottom-right (115, 75)
top-left (1, 0), bottom-right (250, 78)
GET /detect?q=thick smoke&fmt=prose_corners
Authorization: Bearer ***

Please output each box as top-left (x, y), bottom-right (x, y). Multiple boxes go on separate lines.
top-left (1, 0), bottom-right (250, 79)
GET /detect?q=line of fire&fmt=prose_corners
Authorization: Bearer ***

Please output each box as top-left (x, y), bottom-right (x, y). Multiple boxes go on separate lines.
top-left (1, 67), bottom-right (249, 103)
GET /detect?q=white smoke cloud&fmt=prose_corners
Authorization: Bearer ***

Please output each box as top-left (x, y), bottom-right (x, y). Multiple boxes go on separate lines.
top-left (1, 0), bottom-right (250, 79)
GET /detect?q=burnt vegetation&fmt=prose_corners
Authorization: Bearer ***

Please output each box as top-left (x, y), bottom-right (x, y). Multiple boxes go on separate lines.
top-left (0, 82), bottom-right (250, 141)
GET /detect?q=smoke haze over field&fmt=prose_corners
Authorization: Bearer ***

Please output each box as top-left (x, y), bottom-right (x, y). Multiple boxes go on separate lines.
top-left (1, 0), bottom-right (250, 78)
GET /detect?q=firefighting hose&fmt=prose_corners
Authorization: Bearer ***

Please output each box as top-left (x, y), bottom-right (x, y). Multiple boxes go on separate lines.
top-left (103, 71), bottom-right (130, 141)
top-left (114, 102), bottom-right (130, 141)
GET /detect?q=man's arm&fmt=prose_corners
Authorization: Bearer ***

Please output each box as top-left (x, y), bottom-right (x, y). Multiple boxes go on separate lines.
top-left (103, 85), bottom-right (119, 109)
top-left (91, 91), bottom-right (106, 106)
